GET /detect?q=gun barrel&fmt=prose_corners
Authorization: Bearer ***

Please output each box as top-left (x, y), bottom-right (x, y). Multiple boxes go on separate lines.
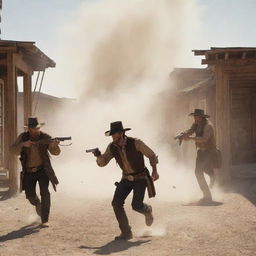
top-left (174, 132), bottom-right (185, 140)
top-left (54, 136), bottom-right (72, 141)
top-left (86, 148), bottom-right (99, 153)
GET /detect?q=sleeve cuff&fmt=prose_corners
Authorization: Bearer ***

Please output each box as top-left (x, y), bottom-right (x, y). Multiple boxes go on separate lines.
top-left (150, 155), bottom-right (159, 166)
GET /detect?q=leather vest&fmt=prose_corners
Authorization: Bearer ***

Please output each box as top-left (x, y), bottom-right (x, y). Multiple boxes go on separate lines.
top-left (110, 137), bottom-right (145, 173)
top-left (21, 132), bottom-right (59, 186)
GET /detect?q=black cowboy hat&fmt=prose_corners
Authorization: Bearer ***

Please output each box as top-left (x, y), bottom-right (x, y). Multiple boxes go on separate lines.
top-left (189, 109), bottom-right (210, 118)
top-left (24, 117), bottom-right (45, 128)
top-left (105, 121), bottom-right (131, 136)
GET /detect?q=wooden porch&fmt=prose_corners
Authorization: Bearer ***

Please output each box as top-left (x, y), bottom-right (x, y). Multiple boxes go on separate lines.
top-left (0, 40), bottom-right (55, 196)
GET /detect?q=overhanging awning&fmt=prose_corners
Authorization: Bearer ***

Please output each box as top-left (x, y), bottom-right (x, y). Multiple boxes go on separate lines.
top-left (181, 77), bottom-right (214, 93)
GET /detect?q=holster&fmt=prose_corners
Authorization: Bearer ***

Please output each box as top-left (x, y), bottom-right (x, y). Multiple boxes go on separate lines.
top-left (19, 171), bottom-right (24, 193)
top-left (145, 168), bottom-right (156, 198)
top-left (19, 152), bottom-right (26, 193)
top-left (122, 168), bottom-right (156, 198)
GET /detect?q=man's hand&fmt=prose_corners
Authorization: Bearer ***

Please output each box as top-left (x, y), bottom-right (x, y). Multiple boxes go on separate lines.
top-left (182, 133), bottom-right (190, 141)
top-left (152, 171), bottom-right (159, 181)
top-left (51, 139), bottom-right (60, 147)
top-left (22, 140), bottom-right (35, 148)
top-left (93, 149), bottom-right (101, 157)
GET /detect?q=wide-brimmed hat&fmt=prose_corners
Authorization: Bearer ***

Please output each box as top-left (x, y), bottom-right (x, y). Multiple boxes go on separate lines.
top-left (105, 121), bottom-right (131, 136)
top-left (24, 117), bottom-right (45, 128)
top-left (189, 109), bottom-right (209, 118)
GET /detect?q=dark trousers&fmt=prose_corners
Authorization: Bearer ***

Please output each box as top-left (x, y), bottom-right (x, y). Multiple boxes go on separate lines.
top-left (112, 178), bottom-right (151, 234)
top-left (23, 169), bottom-right (50, 222)
top-left (195, 150), bottom-right (215, 199)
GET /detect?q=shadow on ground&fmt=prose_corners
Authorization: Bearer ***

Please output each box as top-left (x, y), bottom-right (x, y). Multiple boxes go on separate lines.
top-left (183, 201), bottom-right (223, 206)
top-left (0, 224), bottom-right (40, 242)
top-left (0, 190), bottom-right (12, 201)
top-left (79, 239), bottom-right (150, 255)
top-left (232, 178), bottom-right (256, 206)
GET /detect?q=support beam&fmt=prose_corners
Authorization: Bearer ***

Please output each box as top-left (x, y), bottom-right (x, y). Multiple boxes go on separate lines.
top-left (215, 65), bottom-right (231, 186)
top-left (0, 47), bottom-right (16, 52)
top-left (202, 59), bottom-right (256, 66)
top-left (23, 74), bottom-right (32, 122)
top-left (6, 52), bottom-right (18, 195)
top-left (0, 79), bottom-right (4, 169)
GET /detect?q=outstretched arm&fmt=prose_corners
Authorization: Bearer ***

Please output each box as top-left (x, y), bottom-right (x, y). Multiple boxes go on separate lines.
top-left (188, 124), bottom-right (213, 144)
top-left (183, 123), bottom-right (197, 141)
top-left (96, 144), bottom-right (114, 167)
top-left (48, 137), bottom-right (61, 155)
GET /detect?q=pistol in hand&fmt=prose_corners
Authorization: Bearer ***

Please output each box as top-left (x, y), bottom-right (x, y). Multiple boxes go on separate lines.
top-left (174, 132), bottom-right (186, 146)
top-left (86, 148), bottom-right (101, 157)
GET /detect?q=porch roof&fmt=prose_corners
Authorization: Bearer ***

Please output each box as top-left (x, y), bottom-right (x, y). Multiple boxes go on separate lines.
top-left (0, 40), bottom-right (55, 71)
top-left (193, 47), bottom-right (256, 65)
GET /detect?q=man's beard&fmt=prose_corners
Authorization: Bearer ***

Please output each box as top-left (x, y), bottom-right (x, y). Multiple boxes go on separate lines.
top-left (113, 136), bottom-right (123, 145)
top-left (114, 137), bottom-right (121, 144)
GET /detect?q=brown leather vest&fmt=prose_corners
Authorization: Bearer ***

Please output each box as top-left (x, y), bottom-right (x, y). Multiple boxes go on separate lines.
top-left (110, 137), bottom-right (145, 173)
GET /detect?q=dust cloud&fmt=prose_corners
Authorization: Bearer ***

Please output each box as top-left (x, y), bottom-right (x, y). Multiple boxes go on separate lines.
top-left (40, 0), bottom-right (221, 207)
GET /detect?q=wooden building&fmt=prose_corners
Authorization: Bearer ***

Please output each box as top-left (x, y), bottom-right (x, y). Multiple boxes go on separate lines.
top-left (17, 92), bottom-right (75, 133)
top-left (0, 40), bottom-right (55, 195)
top-left (171, 47), bottom-right (256, 185)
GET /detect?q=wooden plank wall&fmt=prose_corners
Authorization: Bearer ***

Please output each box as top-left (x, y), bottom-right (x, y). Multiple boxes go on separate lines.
top-left (229, 73), bottom-right (256, 166)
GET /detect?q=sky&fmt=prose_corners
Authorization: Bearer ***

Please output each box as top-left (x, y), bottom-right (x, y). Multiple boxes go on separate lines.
top-left (1, 0), bottom-right (256, 97)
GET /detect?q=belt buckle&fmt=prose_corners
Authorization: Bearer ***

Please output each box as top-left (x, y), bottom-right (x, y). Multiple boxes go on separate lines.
top-left (31, 167), bottom-right (37, 173)
top-left (127, 175), bottom-right (134, 181)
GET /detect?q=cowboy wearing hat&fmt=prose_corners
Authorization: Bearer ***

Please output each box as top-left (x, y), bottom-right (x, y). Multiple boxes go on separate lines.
top-left (11, 117), bottom-right (61, 227)
top-left (93, 121), bottom-right (159, 240)
top-left (182, 109), bottom-right (217, 205)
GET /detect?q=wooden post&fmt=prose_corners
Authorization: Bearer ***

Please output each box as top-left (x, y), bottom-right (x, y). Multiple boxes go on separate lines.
top-left (0, 79), bottom-right (4, 169)
top-left (215, 65), bottom-right (231, 186)
top-left (6, 52), bottom-right (18, 195)
top-left (23, 74), bottom-right (32, 122)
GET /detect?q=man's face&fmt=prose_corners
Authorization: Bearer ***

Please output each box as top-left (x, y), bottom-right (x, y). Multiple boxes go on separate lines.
top-left (29, 127), bottom-right (40, 137)
top-left (194, 115), bottom-right (203, 124)
top-left (112, 132), bottom-right (123, 143)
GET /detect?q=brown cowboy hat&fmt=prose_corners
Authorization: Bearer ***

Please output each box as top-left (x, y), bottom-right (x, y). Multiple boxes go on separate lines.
top-left (24, 117), bottom-right (45, 128)
top-left (189, 109), bottom-right (210, 118)
top-left (105, 121), bottom-right (131, 136)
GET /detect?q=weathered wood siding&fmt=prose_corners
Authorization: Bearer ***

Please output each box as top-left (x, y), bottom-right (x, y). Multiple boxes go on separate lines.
top-left (230, 73), bottom-right (256, 165)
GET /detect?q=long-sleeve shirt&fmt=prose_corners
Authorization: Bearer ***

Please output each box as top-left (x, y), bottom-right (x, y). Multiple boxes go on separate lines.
top-left (97, 138), bottom-right (158, 174)
top-left (11, 132), bottom-right (60, 168)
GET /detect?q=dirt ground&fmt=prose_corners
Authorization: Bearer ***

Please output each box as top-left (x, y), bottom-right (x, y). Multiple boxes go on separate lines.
top-left (1, 192), bottom-right (256, 256)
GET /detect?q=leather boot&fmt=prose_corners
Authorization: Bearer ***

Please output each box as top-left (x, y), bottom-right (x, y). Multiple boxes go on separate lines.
top-left (145, 205), bottom-right (153, 226)
top-left (35, 202), bottom-right (41, 217)
top-left (114, 231), bottom-right (133, 240)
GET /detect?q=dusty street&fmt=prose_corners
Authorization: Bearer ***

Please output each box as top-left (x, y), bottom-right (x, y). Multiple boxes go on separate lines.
top-left (1, 192), bottom-right (256, 256)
